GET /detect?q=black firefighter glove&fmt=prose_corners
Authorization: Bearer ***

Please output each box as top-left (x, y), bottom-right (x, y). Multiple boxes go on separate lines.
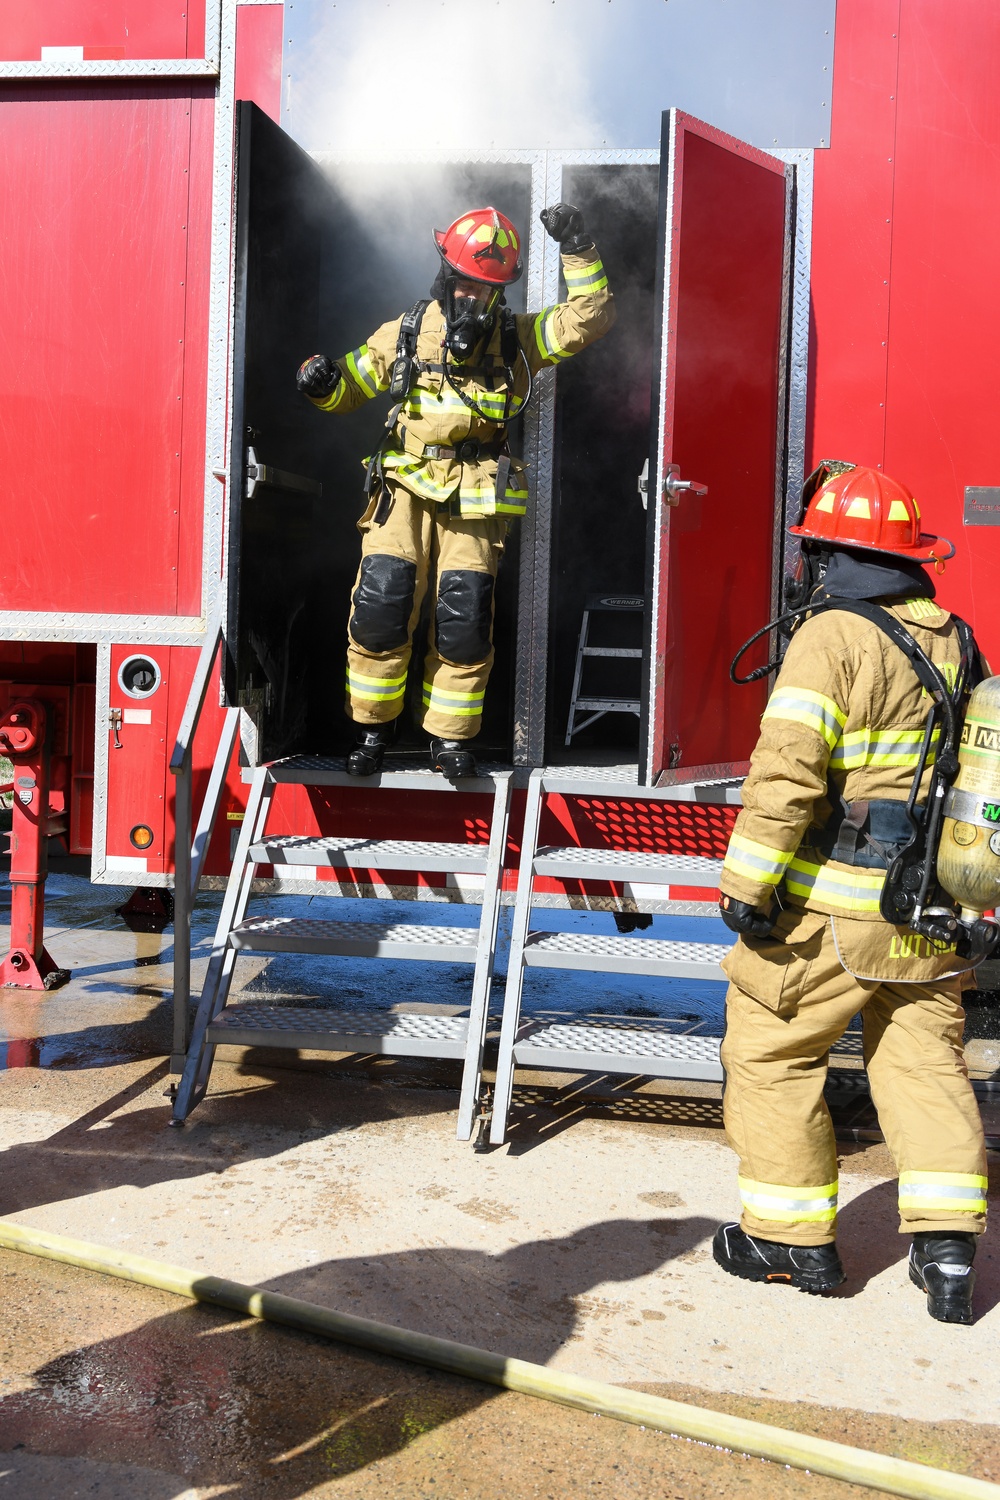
top-left (720, 894), bottom-right (777, 939)
top-left (540, 202), bottom-right (593, 256)
top-left (296, 354), bottom-right (340, 400)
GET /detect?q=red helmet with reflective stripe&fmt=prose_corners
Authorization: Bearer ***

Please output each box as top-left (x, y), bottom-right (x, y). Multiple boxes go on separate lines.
top-left (789, 465), bottom-right (954, 565)
top-left (434, 207), bottom-right (523, 286)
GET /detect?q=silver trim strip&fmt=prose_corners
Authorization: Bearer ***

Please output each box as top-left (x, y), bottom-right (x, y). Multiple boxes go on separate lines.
top-left (771, 148), bottom-right (815, 578)
top-left (90, 644), bottom-right (112, 883)
top-left (0, 614), bottom-right (204, 644)
top-left (203, 0), bottom-right (238, 637)
top-left (645, 110), bottom-right (681, 786)
top-left (515, 153), bottom-right (562, 766)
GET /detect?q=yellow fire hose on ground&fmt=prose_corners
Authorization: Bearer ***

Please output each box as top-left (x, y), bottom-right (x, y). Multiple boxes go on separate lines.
top-left (0, 1219), bottom-right (996, 1500)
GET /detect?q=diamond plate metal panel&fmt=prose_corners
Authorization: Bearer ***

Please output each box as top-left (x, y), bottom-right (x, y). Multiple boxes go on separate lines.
top-left (522, 931), bottom-right (729, 978)
top-left (208, 1003), bottom-right (469, 1057)
top-left (231, 916), bottom-right (480, 962)
top-left (533, 847), bottom-right (722, 884)
top-left (771, 149), bottom-right (814, 583)
top-left (250, 836), bottom-right (491, 872)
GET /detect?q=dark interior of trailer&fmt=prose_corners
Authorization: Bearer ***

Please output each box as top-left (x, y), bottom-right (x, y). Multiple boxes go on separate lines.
top-left (228, 105), bottom-right (658, 765)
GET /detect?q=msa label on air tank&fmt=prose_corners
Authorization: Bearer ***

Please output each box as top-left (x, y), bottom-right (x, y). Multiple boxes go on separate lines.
top-left (960, 718), bottom-right (1000, 756)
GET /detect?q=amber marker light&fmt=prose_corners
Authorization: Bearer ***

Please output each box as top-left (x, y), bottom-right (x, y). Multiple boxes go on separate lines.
top-left (129, 824), bottom-right (155, 850)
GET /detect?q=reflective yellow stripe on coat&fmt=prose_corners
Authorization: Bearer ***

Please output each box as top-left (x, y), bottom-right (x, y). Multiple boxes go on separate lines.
top-left (762, 688), bottom-right (846, 750)
top-left (784, 857), bottom-right (885, 913)
top-left (723, 832), bottom-right (795, 888)
top-left (739, 1177), bottom-right (838, 1224)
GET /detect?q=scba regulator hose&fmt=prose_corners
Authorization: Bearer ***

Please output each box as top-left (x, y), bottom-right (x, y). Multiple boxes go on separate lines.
top-left (0, 1220), bottom-right (995, 1500)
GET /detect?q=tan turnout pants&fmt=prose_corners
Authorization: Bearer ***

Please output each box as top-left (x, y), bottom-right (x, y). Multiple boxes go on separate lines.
top-left (345, 483), bottom-right (506, 739)
top-left (721, 913), bottom-right (987, 1247)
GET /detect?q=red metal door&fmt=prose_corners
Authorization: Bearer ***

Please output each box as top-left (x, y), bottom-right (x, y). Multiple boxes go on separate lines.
top-left (641, 111), bottom-right (789, 787)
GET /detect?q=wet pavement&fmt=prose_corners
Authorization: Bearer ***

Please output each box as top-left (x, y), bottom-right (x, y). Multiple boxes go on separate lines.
top-left (0, 872), bottom-right (998, 1496)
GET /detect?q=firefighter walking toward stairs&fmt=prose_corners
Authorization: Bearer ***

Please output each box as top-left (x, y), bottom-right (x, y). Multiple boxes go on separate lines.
top-left (713, 462), bottom-right (990, 1324)
top-left (296, 203), bottom-right (615, 777)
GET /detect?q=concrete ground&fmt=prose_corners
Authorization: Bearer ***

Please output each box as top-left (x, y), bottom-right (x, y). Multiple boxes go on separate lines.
top-left (0, 872), bottom-right (999, 1497)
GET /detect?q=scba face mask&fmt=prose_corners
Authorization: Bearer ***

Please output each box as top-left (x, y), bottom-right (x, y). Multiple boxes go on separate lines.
top-left (444, 277), bottom-right (502, 362)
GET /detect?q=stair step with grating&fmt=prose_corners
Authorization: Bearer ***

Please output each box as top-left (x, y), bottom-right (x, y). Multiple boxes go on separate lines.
top-left (230, 916), bottom-right (479, 962)
top-left (533, 846), bottom-right (722, 884)
top-left (207, 1004), bottom-right (470, 1058)
top-left (512, 1016), bottom-right (723, 1080)
top-left (249, 835), bottom-right (491, 873)
top-left (521, 930), bottom-right (729, 979)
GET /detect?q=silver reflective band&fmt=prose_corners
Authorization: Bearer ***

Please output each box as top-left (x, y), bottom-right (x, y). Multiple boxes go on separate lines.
top-left (899, 1183), bottom-right (984, 1202)
top-left (944, 784), bottom-right (1000, 833)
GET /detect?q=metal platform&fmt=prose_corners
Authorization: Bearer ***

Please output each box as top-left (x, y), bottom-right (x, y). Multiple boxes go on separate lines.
top-left (489, 768), bottom-right (734, 1145)
top-left (239, 752), bottom-right (745, 804)
top-left (171, 757), bottom-right (513, 1139)
top-left (208, 1004), bottom-right (470, 1058)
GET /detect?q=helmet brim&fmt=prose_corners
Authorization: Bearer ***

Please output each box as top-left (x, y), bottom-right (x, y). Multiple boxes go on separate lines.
top-left (787, 525), bottom-right (956, 565)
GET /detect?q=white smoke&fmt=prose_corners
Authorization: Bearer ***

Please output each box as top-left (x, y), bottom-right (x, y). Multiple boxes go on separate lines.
top-left (286, 0), bottom-right (612, 156)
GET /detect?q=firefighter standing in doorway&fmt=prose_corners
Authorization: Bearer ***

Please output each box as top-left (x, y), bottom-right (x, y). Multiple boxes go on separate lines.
top-left (714, 463), bottom-right (990, 1324)
top-left (296, 203), bottom-right (615, 777)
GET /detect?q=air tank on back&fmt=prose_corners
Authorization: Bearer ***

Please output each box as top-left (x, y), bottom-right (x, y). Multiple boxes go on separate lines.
top-left (937, 676), bottom-right (1000, 916)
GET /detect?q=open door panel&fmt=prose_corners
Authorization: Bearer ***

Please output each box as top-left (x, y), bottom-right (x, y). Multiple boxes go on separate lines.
top-left (641, 110), bottom-right (789, 787)
top-left (226, 103), bottom-right (532, 763)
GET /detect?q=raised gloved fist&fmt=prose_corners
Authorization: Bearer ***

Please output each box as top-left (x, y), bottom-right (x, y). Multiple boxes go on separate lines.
top-left (539, 202), bottom-right (592, 255)
top-left (719, 895), bottom-right (776, 939)
top-left (296, 354), bottom-right (340, 399)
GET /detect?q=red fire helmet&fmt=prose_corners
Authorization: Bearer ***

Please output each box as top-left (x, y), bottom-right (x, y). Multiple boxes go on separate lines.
top-left (788, 465), bottom-right (955, 565)
top-left (434, 207), bottom-right (523, 286)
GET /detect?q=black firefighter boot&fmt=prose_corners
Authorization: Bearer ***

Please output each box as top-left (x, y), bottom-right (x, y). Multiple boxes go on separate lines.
top-left (909, 1232), bottom-right (977, 1324)
top-left (346, 721), bottom-right (396, 777)
top-left (713, 1223), bottom-right (846, 1294)
top-left (429, 737), bottom-right (478, 778)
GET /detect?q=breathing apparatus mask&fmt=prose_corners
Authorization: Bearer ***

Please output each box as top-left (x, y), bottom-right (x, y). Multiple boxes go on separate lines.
top-left (440, 275), bottom-right (502, 362)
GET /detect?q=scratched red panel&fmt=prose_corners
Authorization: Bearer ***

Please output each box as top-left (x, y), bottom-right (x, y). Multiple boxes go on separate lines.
top-left (881, 0), bottom-right (1000, 666)
top-left (0, 86), bottom-right (212, 616)
top-left (0, 2), bottom-right (205, 60)
top-left (808, 0), bottom-right (899, 468)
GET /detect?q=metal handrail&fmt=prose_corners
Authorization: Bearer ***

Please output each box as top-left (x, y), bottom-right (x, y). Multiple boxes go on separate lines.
top-left (168, 610), bottom-right (240, 1071)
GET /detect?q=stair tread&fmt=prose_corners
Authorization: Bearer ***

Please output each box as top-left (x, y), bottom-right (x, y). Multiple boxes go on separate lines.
top-left (249, 835), bottom-right (490, 869)
top-left (534, 846), bottom-right (722, 874)
top-left (515, 1016), bottom-right (721, 1061)
top-left (231, 916), bottom-right (479, 954)
top-left (209, 1003), bottom-right (470, 1041)
top-left (524, 931), bottom-right (729, 961)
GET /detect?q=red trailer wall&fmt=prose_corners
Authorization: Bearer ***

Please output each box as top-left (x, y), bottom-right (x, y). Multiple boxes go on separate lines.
top-left (810, 0), bottom-right (1000, 663)
top-left (1, 1), bottom-right (207, 61)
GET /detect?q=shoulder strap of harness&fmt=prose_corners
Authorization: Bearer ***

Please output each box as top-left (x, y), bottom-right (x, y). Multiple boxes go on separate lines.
top-left (387, 300), bottom-right (429, 402)
top-left (499, 306), bottom-right (519, 378)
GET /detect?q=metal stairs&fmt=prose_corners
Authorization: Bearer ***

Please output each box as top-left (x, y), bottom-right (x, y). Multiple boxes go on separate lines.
top-left (489, 768), bottom-right (732, 1144)
top-left (170, 754), bottom-right (512, 1139)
